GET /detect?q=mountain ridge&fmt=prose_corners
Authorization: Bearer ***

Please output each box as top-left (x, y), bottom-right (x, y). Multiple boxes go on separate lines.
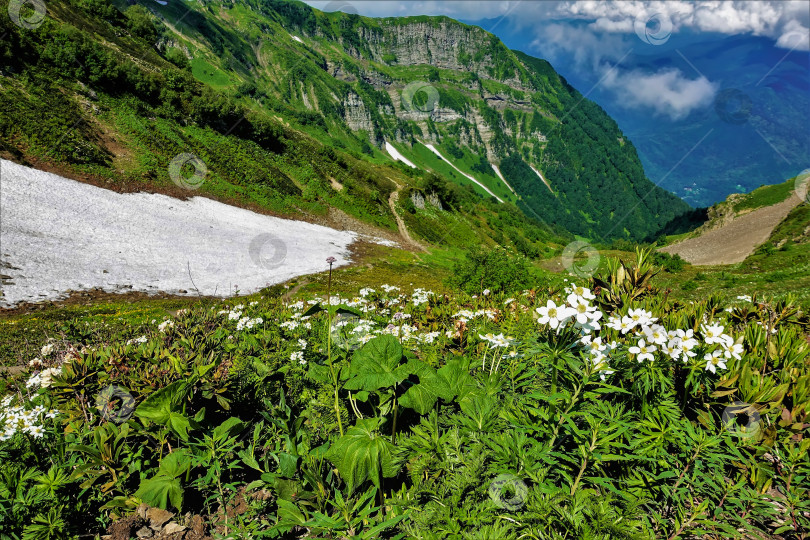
top-left (0, 0), bottom-right (690, 245)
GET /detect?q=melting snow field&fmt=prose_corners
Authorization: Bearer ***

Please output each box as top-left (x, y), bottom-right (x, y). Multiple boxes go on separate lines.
top-left (423, 143), bottom-right (504, 203)
top-left (0, 160), bottom-right (358, 307)
top-left (384, 142), bottom-right (418, 169)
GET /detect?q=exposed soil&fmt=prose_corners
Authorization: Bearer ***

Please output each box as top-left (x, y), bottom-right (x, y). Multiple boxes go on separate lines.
top-left (660, 195), bottom-right (802, 265)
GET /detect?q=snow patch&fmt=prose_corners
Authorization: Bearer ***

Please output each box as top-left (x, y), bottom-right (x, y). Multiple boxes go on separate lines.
top-left (384, 142), bottom-right (417, 169)
top-left (0, 160), bottom-right (357, 307)
top-left (490, 164), bottom-right (517, 196)
top-left (529, 164), bottom-right (553, 193)
top-left (423, 144), bottom-right (504, 203)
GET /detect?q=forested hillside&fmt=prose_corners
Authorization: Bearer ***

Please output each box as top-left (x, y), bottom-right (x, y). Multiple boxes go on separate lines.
top-left (0, 0), bottom-right (689, 243)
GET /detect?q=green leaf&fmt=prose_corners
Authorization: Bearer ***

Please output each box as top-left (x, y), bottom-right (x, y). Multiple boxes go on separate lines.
top-left (435, 357), bottom-right (477, 402)
top-left (135, 475), bottom-right (183, 512)
top-left (212, 417), bottom-right (244, 440)
top-left (135, 380), bottom-right (193, 440)
top-left (278, 452), bottom-right (298, 478)
top-left (344, 335), bottom-right (408, 392)
top-left (302, 303), bottom-right (324, 317)
top-left (398, 359), bottom-right (440, 415)
top-left (158, 449), bottom-right (193, 478)
top-left (328, 418), bottom-right (399, 493)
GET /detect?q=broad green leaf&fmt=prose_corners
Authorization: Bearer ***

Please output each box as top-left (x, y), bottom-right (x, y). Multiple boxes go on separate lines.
top-left (135, 475), bottom-right (183, 512)
top-left (158, 449), bottom-right (193, 478)
top-left (435, 357), bottom-right (477, 402)
top-left (328, 418), bottom-right (399, 493)
top-left (212, 417), bottom-right (244, 440)
top-left (398, 359), bottom-right (440, 415)
top-left (344, 335), bottom-right (408, 392)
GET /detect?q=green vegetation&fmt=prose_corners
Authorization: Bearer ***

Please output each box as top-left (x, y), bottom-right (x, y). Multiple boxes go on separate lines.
top-left (732, 178), bottom-right (796, 213)
top-left (1, 0), bottom-right (688, 250)
top-left (2, 250), bottom-right (809, 538)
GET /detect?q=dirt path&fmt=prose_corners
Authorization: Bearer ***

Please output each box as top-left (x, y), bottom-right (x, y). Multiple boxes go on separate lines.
top-left (660, 194), bottom-right (802, 265)
top-left (388, 184), bottom-right (427, 252)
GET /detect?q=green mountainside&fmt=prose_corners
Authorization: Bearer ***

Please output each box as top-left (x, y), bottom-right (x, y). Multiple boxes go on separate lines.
top-left (1, 0), bottom-right (688, 246)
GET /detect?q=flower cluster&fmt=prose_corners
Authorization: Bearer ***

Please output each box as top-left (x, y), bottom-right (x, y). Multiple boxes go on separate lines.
top-left (26, 367), bottom-right (63, 389)
top-left (536, 287), bottom-right (601, 333)
top-left (534, 286), bottom-right (743, 378)
top-left (0, 396), bottom-right (58, 441)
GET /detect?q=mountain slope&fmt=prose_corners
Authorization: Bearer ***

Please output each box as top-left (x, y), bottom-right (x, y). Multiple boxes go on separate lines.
top-left (0, 0), bottom-right (688, 244)
top-left (660, 174), bottom-right (807, 265)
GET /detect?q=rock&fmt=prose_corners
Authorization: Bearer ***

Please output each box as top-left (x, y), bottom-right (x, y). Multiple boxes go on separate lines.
top-left (342, 92), bottom-right (374, 132)
top-left (135, 526), bottom-right (153, 538)
top-left (161, 522), bottom-right (186, 535)
top-left (147, 508), bottom-right (175, 530)
top-left (410, 191), bottom-right (426, 209)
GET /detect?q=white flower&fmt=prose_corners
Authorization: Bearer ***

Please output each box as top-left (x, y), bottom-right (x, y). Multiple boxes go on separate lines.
top-left (536, 300), bottom-right (574, 329)
top-left (736, 295), bottom-right (752, 302)
top-left (701, 323), bottom-right (726, 345)
top-left (662, 339), bottom-right (683, 360)
top-left (26, 374), bottom-right (42, 389)
top-left (627, 308), bottom-right (655, 328)
top-left (723, 341), bottom-right (744, 360)
top-left (643, 324), bottom-right (669, 346)
top-left (568, 285), bottom-right (596, 300)
top-left (567, 294), bottom-right (597, 325)
top-left (158, 320), bottom-right (174, 333)
top-left (615, 316), bottom-right (634, 334)
top-left (582, 335), bottom-right (607, 356)
top-left (24, 425), bottom-right (45, 438)
top-left (40, 344), bottom-right (54, 357)
top-left (704, 350), bottom-right (727, 373)
top-left (483, 289), bottom-right (491, 296)
top-left (629, 339), bottom-right (656, 362)
top-left (290, 351), bottom-right (305, 365)
top-left (39, 368), bottom-right (62, 388)
top-left (297, 339), bottom-right (307, 350)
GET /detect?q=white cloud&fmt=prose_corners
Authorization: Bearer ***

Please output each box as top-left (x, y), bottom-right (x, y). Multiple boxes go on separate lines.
top-left (530, 22), bottom-right (718, 120)
top-left (601, 67), bottom-right (718, 119)
top-left (556, 0), bottom-right (810, 51)
top-left (305, 1), bottom-right (810, 51)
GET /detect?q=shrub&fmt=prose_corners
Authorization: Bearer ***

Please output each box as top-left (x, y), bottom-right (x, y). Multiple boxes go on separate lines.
top-left (446, 247), bottom-right (531, 294)
top-left (651, 251), bottom-right (686, 273)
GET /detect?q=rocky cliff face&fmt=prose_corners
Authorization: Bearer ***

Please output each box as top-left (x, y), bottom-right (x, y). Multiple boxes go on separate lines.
top-left (342, 91), bottom-right (374, 132)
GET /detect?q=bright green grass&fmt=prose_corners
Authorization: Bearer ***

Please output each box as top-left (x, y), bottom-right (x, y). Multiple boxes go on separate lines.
top-left (409, 143), bottom-right (502, 201)
top-left (732, 177), bottom-right (795, 213)
top-left (191, 57), bottom-right (234, 88)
